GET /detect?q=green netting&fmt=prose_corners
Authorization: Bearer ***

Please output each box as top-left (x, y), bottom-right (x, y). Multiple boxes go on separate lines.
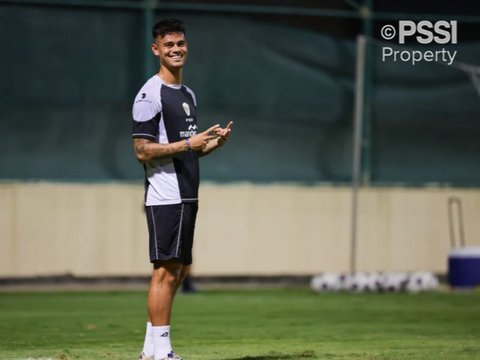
top-left (0, 5), bottom-right (479, 185)
top-left (370, 38), bottom-right (480, 185)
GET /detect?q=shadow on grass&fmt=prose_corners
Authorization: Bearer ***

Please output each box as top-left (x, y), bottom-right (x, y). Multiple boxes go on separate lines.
top-left (229, 350), bottom-right (316, 360)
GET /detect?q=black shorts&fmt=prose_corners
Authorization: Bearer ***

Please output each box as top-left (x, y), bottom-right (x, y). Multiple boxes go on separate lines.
top-left (145, 202), bottom-right (198, 265)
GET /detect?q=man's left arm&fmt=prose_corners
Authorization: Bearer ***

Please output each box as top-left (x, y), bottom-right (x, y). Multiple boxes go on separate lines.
top-left (199, 121), bottom-right (234, 157)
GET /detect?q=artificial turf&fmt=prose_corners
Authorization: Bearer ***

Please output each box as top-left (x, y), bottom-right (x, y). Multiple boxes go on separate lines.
top-left (0, 288), bottom-right (479, 359)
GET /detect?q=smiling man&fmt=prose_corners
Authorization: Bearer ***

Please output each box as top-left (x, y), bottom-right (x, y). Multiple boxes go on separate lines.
top-left (131, 19), bottom-right (233, 360)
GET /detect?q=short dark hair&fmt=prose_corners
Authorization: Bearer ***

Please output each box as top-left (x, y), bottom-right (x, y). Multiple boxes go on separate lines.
top-left (152, 18), bottom-right (186, 39)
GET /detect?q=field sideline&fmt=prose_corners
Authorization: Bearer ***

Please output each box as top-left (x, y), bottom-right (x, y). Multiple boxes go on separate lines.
top-left (0, 288), bottom-right (479, 359)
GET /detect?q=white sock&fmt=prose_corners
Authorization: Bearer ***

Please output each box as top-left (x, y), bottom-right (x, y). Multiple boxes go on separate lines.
top-left (152, 325), bottom-right (172, 360)
top-left (141, 322), bottom-right (154, 357)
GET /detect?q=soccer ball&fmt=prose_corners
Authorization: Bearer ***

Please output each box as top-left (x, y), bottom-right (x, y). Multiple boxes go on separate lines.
top-left (406, 272), bottom-right (439, 293)
top-left (310, 272), bottom-right (341, 292)
top-left (364, 272), bottom-right (383, 292)
top-left (381, 272), bottom-right (409, 292)
top-left (343, 272), bottom-right (369, 293)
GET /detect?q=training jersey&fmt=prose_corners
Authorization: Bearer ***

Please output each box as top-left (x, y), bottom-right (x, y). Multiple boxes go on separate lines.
top-left (132, 75), bottom-right (199, 206)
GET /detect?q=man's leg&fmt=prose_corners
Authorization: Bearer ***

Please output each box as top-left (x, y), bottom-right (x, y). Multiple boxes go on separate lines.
top-left (141, 262), bottom-right (188, 360)
top-left (140, 203), bottom-right (196, 359)
top-left (147, 260), bottom-right (187, 360)
top-left (148, 260), bottom-right (184, 325)
top-left (177, 265), bottom-right (190, 292)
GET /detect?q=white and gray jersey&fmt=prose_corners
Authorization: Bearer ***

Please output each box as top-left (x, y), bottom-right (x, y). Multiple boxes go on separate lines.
top-left (132, 75), bottom-right (199, 206)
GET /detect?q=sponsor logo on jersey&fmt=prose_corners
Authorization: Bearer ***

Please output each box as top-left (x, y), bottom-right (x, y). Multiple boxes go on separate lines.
top-left (136, 92), bottom-right (152, 104)
top-left (179, 105), bottom-right (196, 138)
top-left (182, 102), bottom-right (190, 116)
top-left (180, 130), bottom-right (197, 138)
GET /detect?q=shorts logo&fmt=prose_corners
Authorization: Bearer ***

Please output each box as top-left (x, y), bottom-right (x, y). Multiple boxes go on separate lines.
top-left (161, 332), bottom-right (169, 337)
top-left (182, 102), bottom-right (190, 116)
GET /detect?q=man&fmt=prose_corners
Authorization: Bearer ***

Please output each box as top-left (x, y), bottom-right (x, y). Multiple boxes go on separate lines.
top-left (131, 18), bottom-right (233, 360)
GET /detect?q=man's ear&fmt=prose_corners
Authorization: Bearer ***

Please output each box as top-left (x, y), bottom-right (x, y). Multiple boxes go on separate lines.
top-left (151, 43), bottom-right (159, 57)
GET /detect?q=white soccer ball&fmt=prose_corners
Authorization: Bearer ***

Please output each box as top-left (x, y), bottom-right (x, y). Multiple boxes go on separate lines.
top-left (344, 272), bottom-right (369, 293)
top-left (364, 272), bottom-right (383, 292)
top-left (381, 272), bottom-right (409, 292)
top-left (422, 272), bottom-right (439, 290)
top-left (310, 272), bottom-right (341, 292)
top-left (406, 272), bottom-right (439, 293)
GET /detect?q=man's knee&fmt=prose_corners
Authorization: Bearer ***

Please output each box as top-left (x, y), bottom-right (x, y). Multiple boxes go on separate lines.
top-left (152, 260), bottom-right (184, 287)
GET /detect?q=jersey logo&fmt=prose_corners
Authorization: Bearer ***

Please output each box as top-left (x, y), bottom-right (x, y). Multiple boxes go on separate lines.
top-left (135, 92), bottom-right (151, 104)
top-left (182, 102), bottom-right (191, 116)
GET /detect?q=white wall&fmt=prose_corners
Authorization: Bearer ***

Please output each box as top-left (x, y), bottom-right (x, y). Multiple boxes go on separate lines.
top-left (1, 182), bottom-right (478, 277)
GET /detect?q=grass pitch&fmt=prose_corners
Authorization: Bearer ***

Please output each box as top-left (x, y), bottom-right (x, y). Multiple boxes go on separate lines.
top-left (0, 288), bottom-right (479, 359)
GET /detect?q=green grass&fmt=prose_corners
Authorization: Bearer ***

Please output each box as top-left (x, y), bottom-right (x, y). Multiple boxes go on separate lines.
top-left (0, 289), bottom-right (479, 359)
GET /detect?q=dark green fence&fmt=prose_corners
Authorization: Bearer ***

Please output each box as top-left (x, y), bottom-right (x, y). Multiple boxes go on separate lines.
top-left (1, 1), bottom-right (479, 185)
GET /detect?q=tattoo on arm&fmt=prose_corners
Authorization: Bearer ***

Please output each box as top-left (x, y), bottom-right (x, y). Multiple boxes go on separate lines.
top-left (133, 138), bottom-right (152, 162)
top-left (133, 137), bottom-right (187, 162)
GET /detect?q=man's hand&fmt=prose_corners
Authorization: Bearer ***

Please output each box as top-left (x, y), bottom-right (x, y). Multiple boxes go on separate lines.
top-left (188, 124), bottom-right (221, 151)
top-left (193, 121), bottom-right (234, 157)
top-left (214, 121), bottom-right (234, 147)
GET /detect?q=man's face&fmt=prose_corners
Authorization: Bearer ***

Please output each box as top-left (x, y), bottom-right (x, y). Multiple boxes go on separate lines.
top-left (152, 31), bottom-right (188, 69)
